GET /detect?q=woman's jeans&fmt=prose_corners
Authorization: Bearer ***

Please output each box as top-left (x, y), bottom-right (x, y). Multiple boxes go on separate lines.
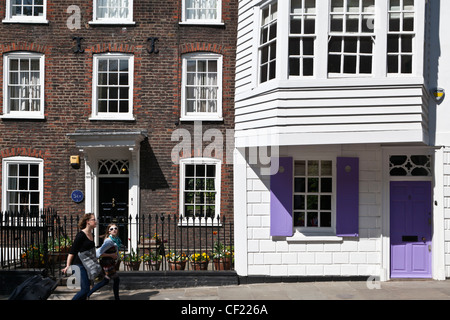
top-left (71, 264), bottom-right (90, 300)
top-left (87, 276), bottom-right (120, 300)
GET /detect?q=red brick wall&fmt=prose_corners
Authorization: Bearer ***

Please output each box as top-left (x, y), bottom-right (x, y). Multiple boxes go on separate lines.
top-left (0, 0), bottom-right (237, 220)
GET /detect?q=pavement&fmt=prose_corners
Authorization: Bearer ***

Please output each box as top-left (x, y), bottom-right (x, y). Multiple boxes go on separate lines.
top-left (45, 279), bottom-right (450, 301)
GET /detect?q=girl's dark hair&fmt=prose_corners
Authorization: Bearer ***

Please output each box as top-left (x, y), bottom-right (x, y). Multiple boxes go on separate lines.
top-left (78, 213), bottom-right (94, 229)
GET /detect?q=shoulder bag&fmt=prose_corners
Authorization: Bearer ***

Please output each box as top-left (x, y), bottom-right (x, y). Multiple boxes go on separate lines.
top-left (78, 248), bottom-right (102, 280)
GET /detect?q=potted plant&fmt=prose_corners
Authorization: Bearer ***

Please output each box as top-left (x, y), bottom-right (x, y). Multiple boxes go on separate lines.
top-left (140, 233), bottom-right (161, 246)
top-left (21, 245), bottom-right (45, 268)
top-left (48, 236), bottom-right (73, 262)
top-left (212, 241), bottom-right (233, 270)
top-left (165, 250), bottom-right (188, 270)
top-left (190, 252), bottom-right (210, 270)
top-left (123, 248), bottom-right (141, 271)
top-left (143, 251), bottom-right (162, 270)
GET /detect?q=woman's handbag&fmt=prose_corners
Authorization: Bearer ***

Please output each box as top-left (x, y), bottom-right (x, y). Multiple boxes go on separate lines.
top-left (78, 248), bottom-right (102, 280)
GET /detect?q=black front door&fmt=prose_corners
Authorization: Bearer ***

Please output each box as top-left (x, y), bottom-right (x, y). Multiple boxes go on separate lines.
top-left (99, 177), bottom-right (129, 247)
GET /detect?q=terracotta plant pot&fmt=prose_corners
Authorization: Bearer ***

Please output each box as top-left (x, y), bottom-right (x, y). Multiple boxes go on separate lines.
top-left (124, 261), bottom-right (141, 271)
top-left (168, 261), bottom-right (186, 270)
top-left (144, 261), bottom-right (161, 270)
top-left (213, 258), bottom-right (232, 270)
top-left (191, 261), bottom-right (209, 270)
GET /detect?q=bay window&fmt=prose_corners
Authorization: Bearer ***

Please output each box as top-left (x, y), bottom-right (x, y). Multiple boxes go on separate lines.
top-left (255, 0), bottom-right (425, 84)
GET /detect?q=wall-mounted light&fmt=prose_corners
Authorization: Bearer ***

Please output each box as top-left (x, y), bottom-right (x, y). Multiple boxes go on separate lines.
top-left (432, 88), bottom-right (445, 103)
top-left (70, 155), bottom-right (80, 168)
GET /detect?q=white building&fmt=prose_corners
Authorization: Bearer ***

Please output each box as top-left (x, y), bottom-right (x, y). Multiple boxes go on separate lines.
top-left (233, 0), bottom-right (450, 281)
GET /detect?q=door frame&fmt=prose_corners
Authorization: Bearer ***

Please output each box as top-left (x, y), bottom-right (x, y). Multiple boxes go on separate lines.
top-left (83, 147), bottom-right (140, 250)
top-left (389, 180), bottom-right (432, 278)
top-left (381, 147), bottom-right (445, 281)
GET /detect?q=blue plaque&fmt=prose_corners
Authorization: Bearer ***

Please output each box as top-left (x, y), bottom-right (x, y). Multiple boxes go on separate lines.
top-left (71, 190), bottom-right (84, 203)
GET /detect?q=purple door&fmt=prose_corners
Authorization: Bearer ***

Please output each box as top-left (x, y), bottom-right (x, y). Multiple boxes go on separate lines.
top-left (390, 181), bottom-right (432, 278)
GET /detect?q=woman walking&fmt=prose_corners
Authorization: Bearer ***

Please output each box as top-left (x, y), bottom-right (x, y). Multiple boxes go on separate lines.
top-left (87, 223), bottom-right (122, 300)
top-left (61, 213), bottom-right (97, 300)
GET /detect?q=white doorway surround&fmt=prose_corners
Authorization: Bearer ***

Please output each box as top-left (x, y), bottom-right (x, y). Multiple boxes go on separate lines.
top-left (67, 129), bottom-right (147, 250)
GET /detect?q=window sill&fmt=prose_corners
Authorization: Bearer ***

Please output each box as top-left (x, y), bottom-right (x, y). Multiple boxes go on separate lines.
top-left (180, 116), bottom-right (223, 122)
top-left (286, 232), bottom-right (343, 243)
top-left (2, 19), bottom-right (49, 24)
top-left (88, 21), bottom-right (136, 26)
top-left (1, 114), bottom-right (45, 120)
top-left (179, 21), bottom-right (225, 26)
top-left (89, 115), bottom-right (135, 121)
top-left (178, 217), bottom-right (222, 227)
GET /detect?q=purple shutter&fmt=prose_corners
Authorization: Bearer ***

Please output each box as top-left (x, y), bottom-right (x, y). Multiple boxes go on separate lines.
top-left (270, 157), bottom-right (293, 237)
top-left (336, 157), bottom-right (359, 237)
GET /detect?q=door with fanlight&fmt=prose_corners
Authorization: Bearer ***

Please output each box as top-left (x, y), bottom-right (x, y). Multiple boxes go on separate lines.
top-left (98, 160), bottom-right (129, 247)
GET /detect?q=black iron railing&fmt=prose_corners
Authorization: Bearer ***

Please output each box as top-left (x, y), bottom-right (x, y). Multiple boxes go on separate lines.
top-left (1, 209), bottom-right (234, 275)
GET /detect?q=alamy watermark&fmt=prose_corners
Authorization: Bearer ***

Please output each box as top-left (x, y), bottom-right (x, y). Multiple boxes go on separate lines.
top-left (171, 121), bottom-right (279, 176)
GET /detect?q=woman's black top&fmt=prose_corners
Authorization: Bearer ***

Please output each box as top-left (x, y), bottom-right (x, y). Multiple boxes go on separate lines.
top-left (70, 231), bottom-right (95, 265)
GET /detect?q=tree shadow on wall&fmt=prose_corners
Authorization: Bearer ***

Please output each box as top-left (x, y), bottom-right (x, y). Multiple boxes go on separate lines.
top-left (140, 138), bottom-right (170, 191)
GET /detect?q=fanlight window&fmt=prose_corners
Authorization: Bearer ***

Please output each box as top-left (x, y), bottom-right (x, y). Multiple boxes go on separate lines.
top-left (98, 159), bottom-right (129, 175)
top-left (389, 155), bottom-right (431, 176)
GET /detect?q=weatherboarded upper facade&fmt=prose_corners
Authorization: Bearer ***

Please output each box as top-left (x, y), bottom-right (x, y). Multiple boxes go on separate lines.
top-left (233, 0), bottom-right (450, 282)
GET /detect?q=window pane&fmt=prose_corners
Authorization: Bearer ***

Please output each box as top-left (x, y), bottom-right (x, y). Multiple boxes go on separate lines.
top-left (401, 55), bottom-right (412, 73)
top-left (303, 58), bottom-right (313, 76)
top-left (308, 178), bottom-right (319, 192)
top-left (294, 212), bottom-right (305, 227)
top-left (321, 178), bottom-right (332, 193)
top-left (307, 195), bottom-right (318, 210)
top-left (321, 212), bottom-right (332, 227)
top-left (295, 161), bottom-right (306, 175)
top-left (308, 160), bottom-right (319, 175)
top-left (388, 55), bottom-right (399, 73)
top-left (328, 55), bottom-right (341, 73)
top-left (307, 212), bottom-right (318, 227)
top-left (320, 195), bottom-right (332, 210)
top-left (344, 55), bottom-right (357, 73)
top-left (304, 17), bottom-right (315, 34)
top-left (290, 17), bottom-right (302, 34)
top-left (295, 177), bottom-right (305, 192)
top-left (359, 55), bottom-right (372, 73)
top-left (294, 195), bottom-right (305, 210)
top-left (303, 38), bottom-right (314, 55)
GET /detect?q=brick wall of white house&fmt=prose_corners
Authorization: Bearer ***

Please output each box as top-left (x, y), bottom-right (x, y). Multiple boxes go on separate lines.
top-left (243, 144), bottom-right (383, 278)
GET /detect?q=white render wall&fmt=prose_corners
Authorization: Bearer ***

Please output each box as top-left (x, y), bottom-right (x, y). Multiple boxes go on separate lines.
top-left (443, 149), bottom-right (450, 277)
top-left (242, 144), bottom-right (383, 278)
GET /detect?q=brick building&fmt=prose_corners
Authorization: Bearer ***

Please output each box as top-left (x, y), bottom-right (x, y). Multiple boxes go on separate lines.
top-left (0, 0), bottom-right (237, 245)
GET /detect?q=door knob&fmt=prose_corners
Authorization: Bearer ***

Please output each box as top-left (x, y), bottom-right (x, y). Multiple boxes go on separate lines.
top-left (422, 237), bottom-right (426, 242)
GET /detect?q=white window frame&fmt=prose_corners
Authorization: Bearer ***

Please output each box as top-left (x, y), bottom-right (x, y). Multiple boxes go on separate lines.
top-left (90, 0), bottom-right (135, 25)
top-left (180, 53), bottom-right (223, 122)
top-left (91, 53), bottom-right (134, 121)
top-left (327, 0), bottom-right (376, 77)
top-left (2, 52), bottom-right (45, 120)
top-left (387, 0), bottom-right (415, 76)
top-left (292, 158), bottom-right (336, 236)
top-left (288, 0), bottom-right (316, 78)
top-left (3, 0), bottom-right (48, 24)
top-left (178, 157), bottom-right (222, 226)
top-left (258, 1), bottom-right (278, 84)
top-left (180, 0), bottom-right (223, 25)
top-left (1, 156), bottom-right (44, 214)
